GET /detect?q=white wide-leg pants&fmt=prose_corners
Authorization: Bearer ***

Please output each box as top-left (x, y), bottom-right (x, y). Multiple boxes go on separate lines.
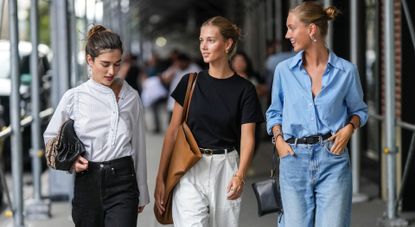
top-left (172, 150), bottom-right (241, 227)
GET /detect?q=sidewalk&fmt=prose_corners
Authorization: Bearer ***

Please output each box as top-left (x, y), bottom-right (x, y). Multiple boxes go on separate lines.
top-left (1, 132), bottom-right (414, 227)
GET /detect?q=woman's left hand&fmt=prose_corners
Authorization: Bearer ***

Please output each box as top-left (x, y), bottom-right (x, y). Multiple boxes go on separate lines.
top-left (328, 124), bottom-right (354, 155)
top-left (226, 175), bottom-right (244, 200)
top-left (137, 205), bottom-right (145, 213)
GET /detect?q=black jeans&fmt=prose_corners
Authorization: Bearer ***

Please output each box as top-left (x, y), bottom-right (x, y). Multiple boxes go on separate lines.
top-left (72, 156), bottom-right (140, 227)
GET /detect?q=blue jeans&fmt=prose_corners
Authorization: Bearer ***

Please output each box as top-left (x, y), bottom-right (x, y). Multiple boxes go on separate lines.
top-left (278, 140), bottom-right (352, 227)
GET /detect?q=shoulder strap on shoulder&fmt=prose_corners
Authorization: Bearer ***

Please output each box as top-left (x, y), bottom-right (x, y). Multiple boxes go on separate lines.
top-left (182, 72), bottom-right (198, 123)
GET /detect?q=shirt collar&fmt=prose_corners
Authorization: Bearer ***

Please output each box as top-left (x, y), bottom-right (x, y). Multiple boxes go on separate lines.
top-left (288, 50), bottom-right (345, 71)
top-left (87, 78), bottom-right (113, 94)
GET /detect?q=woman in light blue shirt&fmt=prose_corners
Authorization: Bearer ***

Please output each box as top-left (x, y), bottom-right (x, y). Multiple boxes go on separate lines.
top-left (266, 2), bottom-right (367, 227)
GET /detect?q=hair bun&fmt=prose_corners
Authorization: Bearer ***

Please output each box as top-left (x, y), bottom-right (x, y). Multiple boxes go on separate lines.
top-left (87, 25), bottom-right (108, 40)
top-left (232, 24), bottom-right (241, 39)
top-left (325, 6), bottom-right (340, 20)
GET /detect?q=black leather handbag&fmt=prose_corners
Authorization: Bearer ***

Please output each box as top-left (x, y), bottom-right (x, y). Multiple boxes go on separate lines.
top-left (251, 150), bottom-right (283, 216)
top-left (45, 119), bottom-right (86, 171)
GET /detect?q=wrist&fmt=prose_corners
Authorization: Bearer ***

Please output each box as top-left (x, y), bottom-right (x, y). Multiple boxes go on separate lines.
top-left (346, 122), bottom-right (355, 132)
top-left (156, 175), bottom-right (165, 183)
top-left (272, 133), bottom-right (283, 144)
top-left (233, 173), bottom-right (245, 185)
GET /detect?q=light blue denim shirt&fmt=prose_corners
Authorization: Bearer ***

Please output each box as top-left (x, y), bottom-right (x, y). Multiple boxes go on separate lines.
top-left (266, 50), bottom-right (368, 139)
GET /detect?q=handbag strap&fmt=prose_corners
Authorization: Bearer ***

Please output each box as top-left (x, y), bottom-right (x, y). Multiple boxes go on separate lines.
top-left (271, 147), bottom-right (280, 177)
top-left (181, 72), bottom-right (198, 123)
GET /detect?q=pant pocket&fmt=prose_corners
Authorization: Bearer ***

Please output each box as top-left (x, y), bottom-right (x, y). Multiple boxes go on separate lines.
top-left (323, 141), bottom-right (346, 156)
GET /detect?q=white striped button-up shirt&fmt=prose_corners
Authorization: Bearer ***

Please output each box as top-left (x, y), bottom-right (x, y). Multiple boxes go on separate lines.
top-left (44, 79), bottom-right (149, 206)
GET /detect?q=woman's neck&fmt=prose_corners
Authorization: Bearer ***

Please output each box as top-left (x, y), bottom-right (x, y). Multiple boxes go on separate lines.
top-left (208, 59), bottom-right (234, 79)
top-left (303, 45), bottom-right (329, 68)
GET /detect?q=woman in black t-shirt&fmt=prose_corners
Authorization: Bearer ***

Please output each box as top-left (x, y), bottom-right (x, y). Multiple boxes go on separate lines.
top-left (155, 16), bottom-right (264, 227)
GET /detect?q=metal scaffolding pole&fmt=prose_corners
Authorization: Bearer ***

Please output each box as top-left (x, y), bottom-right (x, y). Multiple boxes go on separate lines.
top-left (48, 0), bottom-right (74, 201)
top-left (380, 0), bottom-right (408, 226)
top-left (350, 0), bottom-right (368, 204)
top-left (384, 0), bottom-right (397, 219)
top-left (69, 0), bottom-right (79, 86)
top-left (275, 0), bottom-right (282, 52)
top-left (26, 0), bottom-right (51, 220)
top-left (8, 0), bottom-right (24, 226)
top-left (324, 0), bottom-right (333, 50)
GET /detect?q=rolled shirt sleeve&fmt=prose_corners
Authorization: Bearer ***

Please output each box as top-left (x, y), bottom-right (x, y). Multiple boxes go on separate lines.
top-left (345, 65), bottom-right (368, 127)
top-left (131, 95), bottom-right (150, 206)
top-left (266, 65), bottom-right (284, 135)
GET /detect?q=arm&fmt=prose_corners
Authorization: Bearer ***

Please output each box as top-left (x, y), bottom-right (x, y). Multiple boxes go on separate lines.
top-left (271, 124), bottom-right (294, 157)
top-left (329, 65), bottom-right (368, 154)
top-left (132, 96), bottom-right (150, 209)
top-left (345, 65), bottom-right (368, 127)
top-left (43, 90), bottom-right (73, 144)
top-left (227, 123), bottom-right (255, 200)
top-left (154, 101), bottom-right (184, 214)
top-left (265, 66), bottom-right (284, 135)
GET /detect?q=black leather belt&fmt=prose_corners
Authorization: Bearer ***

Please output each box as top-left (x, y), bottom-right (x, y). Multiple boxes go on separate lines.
top-left (88, 156), bottom-right (133, 170)
top-left (286, 133), bottom-right (331, 144)
top-left (199, 147), bottom-right (235, 155)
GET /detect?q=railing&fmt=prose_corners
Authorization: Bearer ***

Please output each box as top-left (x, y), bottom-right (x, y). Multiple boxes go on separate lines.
top-left (0, 108), bottom-right (54, 139)
top-left (0, 107), bottom-right (54, 215)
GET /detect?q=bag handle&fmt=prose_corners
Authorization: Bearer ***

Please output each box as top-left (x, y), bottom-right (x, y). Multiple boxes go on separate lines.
top-left (271, 147), bottom-right (280, 178)
top-left (181, 72), bottom-right (198, 123)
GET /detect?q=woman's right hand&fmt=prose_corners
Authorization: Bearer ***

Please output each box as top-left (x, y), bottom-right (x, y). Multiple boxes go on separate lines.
top-left (275, 136), bottom-right (294, 158)
top-left (154, 179), bottom-right (166, 215)
top-left (71, 155), bottom-right (88, 173)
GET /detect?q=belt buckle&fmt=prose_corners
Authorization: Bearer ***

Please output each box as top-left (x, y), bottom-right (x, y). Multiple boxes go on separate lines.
top-left (202, 148), bottom-right (214, 156)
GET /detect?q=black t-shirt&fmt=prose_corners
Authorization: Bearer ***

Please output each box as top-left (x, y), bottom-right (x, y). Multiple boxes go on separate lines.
top-left (171, 70), bottom-right (264, 151)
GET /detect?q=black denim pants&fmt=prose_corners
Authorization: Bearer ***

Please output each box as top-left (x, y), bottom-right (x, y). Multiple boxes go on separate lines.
top-left (72, 156), bottom-right (140, 227)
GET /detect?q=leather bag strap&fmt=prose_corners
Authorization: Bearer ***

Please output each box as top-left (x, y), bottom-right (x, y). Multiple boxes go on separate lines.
top-left (182, 72), bottom-right (198, 123)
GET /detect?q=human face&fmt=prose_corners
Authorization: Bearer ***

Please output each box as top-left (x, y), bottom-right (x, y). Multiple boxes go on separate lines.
top-left (231, 54), bottom-right (247, 74)
top-left (285, 12), bottom-right (312, 52)
top-left (199, 25), bottom-right (232, 64)
top-left (87, 49), bottom-right (122, 87)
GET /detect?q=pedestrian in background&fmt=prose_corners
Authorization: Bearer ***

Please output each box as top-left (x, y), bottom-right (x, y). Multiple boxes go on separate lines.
top-left (44, 25), bottom-right (149, 227)
top-left (266, 2), bottom-right (368, 227)
top-left (155, 16), bottom-right (264, 227)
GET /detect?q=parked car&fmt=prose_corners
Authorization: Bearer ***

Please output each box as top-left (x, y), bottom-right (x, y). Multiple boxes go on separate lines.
top-left (0, 40), bottom-right (52, 172)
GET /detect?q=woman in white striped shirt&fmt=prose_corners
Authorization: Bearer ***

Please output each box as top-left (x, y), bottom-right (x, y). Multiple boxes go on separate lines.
top-left (44, 25), bottom-right (149, 227)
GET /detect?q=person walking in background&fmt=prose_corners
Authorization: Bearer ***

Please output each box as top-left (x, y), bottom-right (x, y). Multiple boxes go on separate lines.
top-left (231, 51), bottom-right (267, 97)
top-left (154, 16), bottom-right (264, 227)
top-left (161, 52), bottom-right (201, 121)
top-left (118, 53), bottom-right (144, 94)
top-left (44, 25), bottom-right (149, 227)
top-left (231, 51), bottom-right (267, 152)
top-left (266, 2), bottom-right (368, 227)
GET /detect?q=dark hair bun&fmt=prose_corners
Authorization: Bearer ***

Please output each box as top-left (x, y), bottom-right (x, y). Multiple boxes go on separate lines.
top-left (87, 25), bottom-right (107, 40)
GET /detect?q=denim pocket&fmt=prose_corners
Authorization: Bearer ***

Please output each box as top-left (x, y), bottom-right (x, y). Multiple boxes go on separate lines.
top-left (279, 151), bottom-right (291, 159)
top-left (323, 141), bottom-right (346, 156)
top-left (278, 145), bottom-right (294, 159)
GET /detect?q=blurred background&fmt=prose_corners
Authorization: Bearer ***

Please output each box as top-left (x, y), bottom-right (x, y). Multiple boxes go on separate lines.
top-left (0, 0), bottom-right (415, 226)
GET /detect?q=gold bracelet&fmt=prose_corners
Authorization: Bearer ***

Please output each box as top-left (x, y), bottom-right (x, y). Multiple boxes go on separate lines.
top-left (233, 173), bottom-right (245, 184)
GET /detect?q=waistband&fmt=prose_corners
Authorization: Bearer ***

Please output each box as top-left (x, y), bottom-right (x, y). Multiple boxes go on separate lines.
top-left (199, 147), bottom-right (235, 155)
top-left (88, 156), bottom-right (133, 170)
top-left (286, 133), bottom-right (331, 145)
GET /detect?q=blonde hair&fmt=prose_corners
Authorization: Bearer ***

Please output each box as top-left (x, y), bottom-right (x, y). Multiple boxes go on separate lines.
top-left (290, 2), bottom-right (340, 37)
top-left (202, 16), bottom-right (241, 57)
